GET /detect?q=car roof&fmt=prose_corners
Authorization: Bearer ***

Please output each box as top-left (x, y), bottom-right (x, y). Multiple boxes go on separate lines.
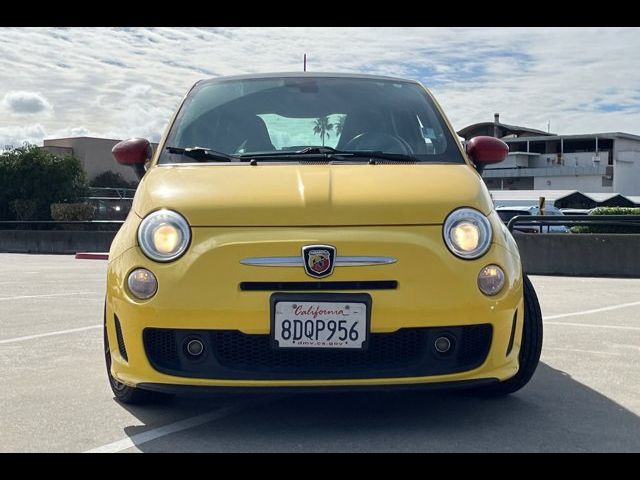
top-left (196, 72), bottom-right (421, 86)
top-left (496, 206), bottom-right (536, 212)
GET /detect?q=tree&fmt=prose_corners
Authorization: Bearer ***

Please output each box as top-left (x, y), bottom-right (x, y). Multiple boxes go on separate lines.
top-left (90, 171), bottom-right (138, 189)
top-left (334, 116), bottom-right (345, 137)
top-left (313, 116), bottom-right (334, 146)
top-left (0, 144), bottom-right (88, 221)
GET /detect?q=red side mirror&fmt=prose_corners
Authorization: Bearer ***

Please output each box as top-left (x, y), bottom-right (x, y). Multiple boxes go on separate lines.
top-left (466, 136), bottom-right (509, 170)
top-left (112, 138), bottom-right (152, 166)
top-left (112, 138), bottom-right (152, 179)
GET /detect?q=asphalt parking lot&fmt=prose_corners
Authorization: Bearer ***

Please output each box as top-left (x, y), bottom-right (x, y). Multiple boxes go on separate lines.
top-left (1, 253), bottom-right (639, 452)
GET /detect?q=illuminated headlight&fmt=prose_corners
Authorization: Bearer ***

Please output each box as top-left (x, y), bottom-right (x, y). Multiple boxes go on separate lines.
top-left (478, 264), bottom-right (505, 296)
top-left (138, 209), bottom-right (190, 262)
top-left (443, 208), bottom-right (492, 259)
top-left (127, 268), bottom-right (158, 299)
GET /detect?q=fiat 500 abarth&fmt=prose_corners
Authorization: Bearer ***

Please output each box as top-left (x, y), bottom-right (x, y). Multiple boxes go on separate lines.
top-left (106, 73), bottom-right (543, 404)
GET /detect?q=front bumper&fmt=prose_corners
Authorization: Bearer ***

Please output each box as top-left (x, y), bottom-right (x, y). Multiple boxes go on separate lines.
top-left (137, 378), bottom-right (500, 395)
top-left (106, 225), bottom-right (524, 389)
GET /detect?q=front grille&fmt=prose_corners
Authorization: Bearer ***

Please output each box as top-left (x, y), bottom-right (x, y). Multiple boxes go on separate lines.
top-left (114, 315), bottom-right (128, 361)
top-left (143, 324), bottom-right (492, 380)
top-left (144, 329), bottom-right (179, 369)
top-left (211, 328), bottom-right (425, 371)
top-left (240, 281), bottom-right (397, 291)
top-left (459, 323), bottom-right (493, 364)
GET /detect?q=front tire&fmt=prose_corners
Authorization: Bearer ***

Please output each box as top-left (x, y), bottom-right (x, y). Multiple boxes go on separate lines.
top-left (104, 308), bottom-right (169, 405)
top-left (476, 274), bottom-right (543, 396)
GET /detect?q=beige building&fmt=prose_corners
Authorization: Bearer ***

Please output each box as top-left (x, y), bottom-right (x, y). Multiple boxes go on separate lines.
top-left (42, 137), bottom-right (158, 184)
top-left (459, 115), bottom-right (640, 196)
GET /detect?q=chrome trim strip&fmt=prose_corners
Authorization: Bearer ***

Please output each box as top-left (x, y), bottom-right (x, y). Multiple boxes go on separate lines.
top-left (335, 256), bottom-right (398, 266)
top-left (240, 257), bottom-right (302, 267)
top-left (240, 256), bottom-right (397, 267)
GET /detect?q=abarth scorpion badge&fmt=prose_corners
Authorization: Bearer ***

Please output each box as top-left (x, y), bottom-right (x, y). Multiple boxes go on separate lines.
top-left (302, 245), bottom-right (336, 278)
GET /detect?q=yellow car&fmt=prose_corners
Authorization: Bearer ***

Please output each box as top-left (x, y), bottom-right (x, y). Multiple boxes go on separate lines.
top-left (106, 73), bottom-right (542, 404)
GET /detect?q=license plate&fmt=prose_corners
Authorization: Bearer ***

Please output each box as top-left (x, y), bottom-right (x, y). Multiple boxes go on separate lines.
top-left (270, 294), bottom-right (371, 349)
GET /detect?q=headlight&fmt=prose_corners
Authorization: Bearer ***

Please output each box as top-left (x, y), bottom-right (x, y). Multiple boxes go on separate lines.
top-left (443, 208), bottom-right (492, 259)
top-left (138, 209), bottom-right (190, 262)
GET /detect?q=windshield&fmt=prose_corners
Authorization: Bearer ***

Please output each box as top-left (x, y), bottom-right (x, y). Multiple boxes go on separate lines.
top-left (159, 76), bottom-right (465, 164)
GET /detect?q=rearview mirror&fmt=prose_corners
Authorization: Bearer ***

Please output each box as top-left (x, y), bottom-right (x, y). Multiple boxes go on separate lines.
top-left (112, 138), bottom-right (152, 179)
top-left (466, 136), bottom-right (509, 173)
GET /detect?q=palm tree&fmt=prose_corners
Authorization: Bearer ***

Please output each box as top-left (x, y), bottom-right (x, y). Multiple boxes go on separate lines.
top-left (313, 116), bottom-right (334, 146)
top-left (334, 116), bottom-right (345, 137)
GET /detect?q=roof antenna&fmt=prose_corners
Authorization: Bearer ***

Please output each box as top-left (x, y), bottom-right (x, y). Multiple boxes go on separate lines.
top-left (303, 53), bottom-right (307, 72)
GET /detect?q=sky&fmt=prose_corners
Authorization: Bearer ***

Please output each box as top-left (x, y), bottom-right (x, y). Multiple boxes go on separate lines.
top-left (0, 27), bottom-right (639, 147)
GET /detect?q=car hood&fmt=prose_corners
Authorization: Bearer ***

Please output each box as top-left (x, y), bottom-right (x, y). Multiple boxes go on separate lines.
top-left (132, 163), bottom-right (493, 226)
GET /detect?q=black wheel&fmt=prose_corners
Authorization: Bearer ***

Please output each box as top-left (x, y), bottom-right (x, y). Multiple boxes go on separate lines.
top-left (474, 274), bottom-right (543, 396)
top-left (103, 307), bottom-right (169, 405)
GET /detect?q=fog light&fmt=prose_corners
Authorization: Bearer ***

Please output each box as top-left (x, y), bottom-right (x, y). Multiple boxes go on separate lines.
top-left (185, 339), bottom-right (204, 357)
top-left (478, 264), bottom-right (505, 296)
top-left (434, 336), bottom-right (452, 353)
top-left (127, 268), bottom-right (158, 299)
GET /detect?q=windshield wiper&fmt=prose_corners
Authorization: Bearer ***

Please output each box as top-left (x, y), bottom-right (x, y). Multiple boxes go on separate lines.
top-left (166, 146), bottom-right (240, 162)
top-left (239, 147), bottom-right (418, 163)
top-left (342, 150), bottom-right (418, 163)
top-left (237, 147), bottom-right (338, 159)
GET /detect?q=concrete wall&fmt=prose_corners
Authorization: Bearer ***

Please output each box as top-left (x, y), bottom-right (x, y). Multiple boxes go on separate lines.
top-left (613, 138), bottom-right (640, 195)
top-left (484, 177), bottom-right (534, 190)
top-left (43, 145), bottom-right (73, 158)
top-left (43, 137), bottom-right (158, 183)
top-left (514, 233), bottom-right (640, 277)
top-left (528, 151), bottom-right (610, 169)
top-left (485, 153), bottom-right (534, 170)
top-left (43, 137), bottom-right (134, 182)
top-left (533, 174), bottom-right (607, 191)
top-left (0, 230), bottom-right (116, 254)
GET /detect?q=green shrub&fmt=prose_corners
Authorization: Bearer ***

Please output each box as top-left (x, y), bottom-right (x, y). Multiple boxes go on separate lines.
top-left (569, 225), bottom-right (589, 234)
top-left (50, 203), bottom-right (96, 221)
top-left (590, 207), bottom-right (640, 216)
top-left (0, 144), bottom-right (88, 220)
top-left (571, 206), bottom-right (640, 233)
top-left (10, 199), bottom-right (38, 221)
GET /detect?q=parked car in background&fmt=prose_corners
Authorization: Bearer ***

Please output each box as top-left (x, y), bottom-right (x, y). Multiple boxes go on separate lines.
top-left (496, 205), bottom-right (570, 233)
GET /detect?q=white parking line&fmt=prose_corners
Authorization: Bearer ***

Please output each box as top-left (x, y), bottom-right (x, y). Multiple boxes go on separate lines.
top-left (0, 325), bottom-right (101, 344)
top-left (544, 347), bottom-right (623, 356)
top-left (0, 292), bottom-right (98, 301)
top-left (544, 300), bottom-right (640, 320)
top-left (84, 397), bottom-right (278, 453)
top-left (545, 321), bottom-right (640, 331)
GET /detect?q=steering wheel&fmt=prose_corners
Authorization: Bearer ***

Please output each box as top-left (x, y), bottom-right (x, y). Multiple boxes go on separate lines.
top-left (344, 132), bottom-right (414, 155)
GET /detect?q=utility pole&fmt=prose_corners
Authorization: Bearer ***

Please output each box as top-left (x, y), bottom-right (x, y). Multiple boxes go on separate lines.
top-left (303, 54), bottom-right (307, 72)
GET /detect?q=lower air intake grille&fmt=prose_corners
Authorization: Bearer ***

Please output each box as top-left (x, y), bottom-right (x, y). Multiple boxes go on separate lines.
top-left (143, 324), bottom-right (492, 380)
top-left (114, 315), bottom-right (128, 362)
top-left (211, 328), bottom-right (426, 371)
top-left (144, 329), bottom-right (179, 369)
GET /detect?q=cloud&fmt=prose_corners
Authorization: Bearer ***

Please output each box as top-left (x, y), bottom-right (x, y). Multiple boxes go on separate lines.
top-left (2, 91), bottom-right (53, 115)
top-left (0, 27), bottom-right (638, 145)
top-left (0, 124), bottom-right (47, 149)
